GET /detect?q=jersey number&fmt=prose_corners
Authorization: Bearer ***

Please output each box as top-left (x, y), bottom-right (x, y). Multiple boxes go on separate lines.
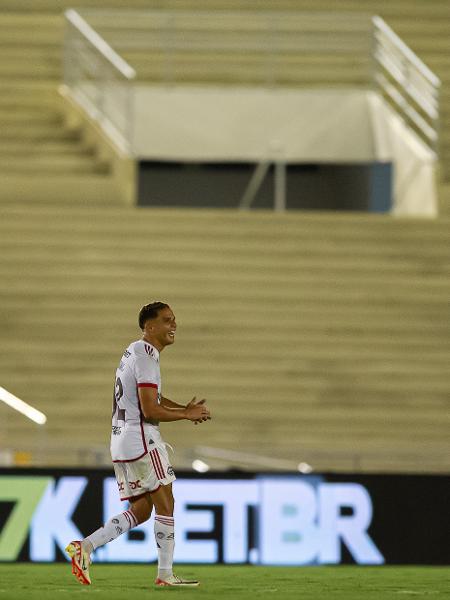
top-left (112, 377), bottom-right (126, 421)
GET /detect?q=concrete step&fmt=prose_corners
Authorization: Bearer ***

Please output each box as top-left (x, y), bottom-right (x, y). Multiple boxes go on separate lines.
top-left (0, 84), bottom-right (58, 116)
top-left (124, 50), bottom-right (371, 66)
top-left (1, 0), bottom-right (449, 16)
top-left (0, 296), bottom-right (447, 328)
top-left (128, 59), bottom-right (370, 80)
top-left (2, 349), bottom-right (449, 380)
top-left (1, 247), bottom-right (448, 275)
top-left (0, 313), bottom-right (447, 347)
top-left (0, 109), bottom-right (61, 124)
top-left (0, 226), bottom-right (448, 257)
top-left (1, 203), bottom-right (448, 229)
top-left (0, 123), bottom-right (77, 141)
top-left (0, 260), bottom-right (448, 291)
top-left (437, 182), bottom-right (450, 216)
top-left (0, 13), bottom-right (62, 26)
top-left (2, 365), bottom-right (449, 392)
top-left (0, 47), bottom-right (59, 62)
top-left (0, 155), bottom-right (106, 175)
top-left (0, 62), bottom-right (60, 78)
top-left (0, 33), bottom-right (61, 48)
top-left (0, 140), bottom-right (89, 156)
top-left (0, 172), bottom-right (121, 204)
top-left (0, 302), bottom-right (448, 333)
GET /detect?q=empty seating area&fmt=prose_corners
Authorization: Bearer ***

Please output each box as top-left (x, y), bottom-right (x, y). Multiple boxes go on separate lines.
top-left (1, 205), bottom-right (449, 472)
top-left (0, 1), bottom-right (450, 202)
top-left (0, 1), bottom-right (449, 473)
top-left (1, 1), bottom-right (450, 173)
top-left (0, 13), bottom-right (120, 205)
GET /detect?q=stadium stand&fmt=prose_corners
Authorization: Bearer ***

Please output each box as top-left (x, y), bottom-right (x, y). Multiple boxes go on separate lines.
top-left (0, 0), bottom-right (449, 208)
top-left (0, 1), bottom-right (449, 472)
top-left (0, 205), bottom-right (449, 472)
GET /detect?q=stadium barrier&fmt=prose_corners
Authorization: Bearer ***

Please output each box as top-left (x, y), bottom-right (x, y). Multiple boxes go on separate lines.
top-left (60, 9), bottom-right (440, 215)
top-left (0, 468), bottom-right (447, 565)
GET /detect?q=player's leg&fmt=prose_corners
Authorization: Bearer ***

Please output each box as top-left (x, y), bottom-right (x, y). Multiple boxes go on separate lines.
top-left (151, 484), bottom-right (199, 587)
top-left (66, 492), bottom-right (153, 585)
top-left (129, 492), bottom-right (154, 524)
top-left (85, 491), bottom-right (153, 552)
top-left (152, 483), bottom-right (175, 580)
top-left (66, 458), bottom-right (156, 586)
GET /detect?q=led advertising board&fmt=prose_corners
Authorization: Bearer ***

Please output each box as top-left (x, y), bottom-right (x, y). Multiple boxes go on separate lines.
top-left (0, 469), bottom-right (448, 564)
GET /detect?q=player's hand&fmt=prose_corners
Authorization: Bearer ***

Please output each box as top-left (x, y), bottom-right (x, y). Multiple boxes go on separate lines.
top-left (186, 396), bottom-right (206, 408)
top-left (193, 414), bottom-right (211, 425)
top-left (185, 398), bottom-right (210, 423)
top-left (186, 396), bottom-right (211, 424)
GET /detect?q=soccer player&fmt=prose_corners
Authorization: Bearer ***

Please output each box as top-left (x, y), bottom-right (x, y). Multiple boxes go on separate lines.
top-left (66, 302), bottom-right (211, 587)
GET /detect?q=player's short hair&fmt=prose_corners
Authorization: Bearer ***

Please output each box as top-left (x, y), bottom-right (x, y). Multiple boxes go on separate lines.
top-left (138, 302), bottom-right (169, 329)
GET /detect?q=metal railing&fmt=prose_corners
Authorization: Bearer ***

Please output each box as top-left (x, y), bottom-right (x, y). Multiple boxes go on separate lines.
top-left (372, 16), bottom-right (440, 156)
top-left (62, 10), bottom-right (441, 196)
top-left (63, 9), bottom-right (136, 154)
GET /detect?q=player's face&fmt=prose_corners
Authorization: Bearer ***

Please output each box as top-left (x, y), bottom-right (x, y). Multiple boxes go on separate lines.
top-left (143, 306), bottom-right (177, 351)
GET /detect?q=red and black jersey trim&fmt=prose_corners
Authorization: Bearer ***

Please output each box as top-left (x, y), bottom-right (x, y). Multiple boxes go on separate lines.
top-left (149, 448), bottom-right (165, 480)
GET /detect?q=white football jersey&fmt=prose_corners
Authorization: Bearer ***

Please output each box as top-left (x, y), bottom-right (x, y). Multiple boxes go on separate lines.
top-left (110, 340), bottom-right (161, 462)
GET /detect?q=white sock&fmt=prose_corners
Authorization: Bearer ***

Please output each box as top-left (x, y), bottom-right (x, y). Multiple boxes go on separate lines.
top-left (154, 514), bottom-right (175, 578)
top-left (84, 509), bottom-right (138, 552)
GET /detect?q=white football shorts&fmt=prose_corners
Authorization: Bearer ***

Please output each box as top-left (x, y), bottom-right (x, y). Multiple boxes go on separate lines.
top-left (113, 432), bottom-right (176, 501)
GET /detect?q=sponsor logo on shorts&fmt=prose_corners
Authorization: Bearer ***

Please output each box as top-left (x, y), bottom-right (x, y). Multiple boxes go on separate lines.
top-left (115, 526), bottom-right (123, 535)
top-left (118, 482), bottom-right (125, 492)
top-left (157, 532), bottom-right (165, 539)
top-left (112, 518), bottom-right (119, 524)
top-left (167, 466), bottom-right (174, 476)
top-left (148, 438), bottom-right (154, 445)
top-left (112, 426), bottom-right (122, 435)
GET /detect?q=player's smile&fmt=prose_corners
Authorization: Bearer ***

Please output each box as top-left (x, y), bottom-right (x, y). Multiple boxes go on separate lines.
top-left (143, 306), bottom-right (177, 351)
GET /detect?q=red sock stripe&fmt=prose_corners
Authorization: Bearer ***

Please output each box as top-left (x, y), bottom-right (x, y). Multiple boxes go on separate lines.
top-left (123, 511), bottom-right (131, 527)
top-left (155, 515), bottom-right (174, 525)
top-left (150, 449), bottom-right (165, 480)
top-left (155, 515), bottom-right (174, 522)
top-left (126, 510), bottom-right (138, 528)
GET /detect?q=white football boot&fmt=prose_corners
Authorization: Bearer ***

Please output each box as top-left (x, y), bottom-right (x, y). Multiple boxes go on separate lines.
top-left (155, 574), bottom-right (199, 587)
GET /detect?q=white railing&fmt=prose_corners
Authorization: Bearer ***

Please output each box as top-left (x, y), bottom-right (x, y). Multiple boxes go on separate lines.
top-left (372, 16), bottom-right (440, 155)
top-left (62, 10), bottom-right (441, 195)
top-left (63, 9), bottom-right (136, 154)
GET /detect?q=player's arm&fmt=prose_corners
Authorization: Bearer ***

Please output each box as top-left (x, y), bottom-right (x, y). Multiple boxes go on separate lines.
top-left (162, 395), bottom-right (211, 423)
top-left (160, 395), bottom-right (185, 410)
top-left (138, 386), bottom-right (209, 423)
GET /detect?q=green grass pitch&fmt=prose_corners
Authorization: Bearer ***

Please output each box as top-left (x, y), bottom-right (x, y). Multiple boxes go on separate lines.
top-left (0, 564), bottom-right (448, 600)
